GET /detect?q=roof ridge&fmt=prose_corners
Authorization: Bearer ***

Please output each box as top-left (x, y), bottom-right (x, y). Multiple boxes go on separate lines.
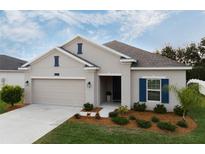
top-left (0, 54), bottom-right (27, 63)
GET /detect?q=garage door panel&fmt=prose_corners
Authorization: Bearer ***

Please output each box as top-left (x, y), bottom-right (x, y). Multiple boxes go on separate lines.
top-left (32, 79), bottom-right (85, 106)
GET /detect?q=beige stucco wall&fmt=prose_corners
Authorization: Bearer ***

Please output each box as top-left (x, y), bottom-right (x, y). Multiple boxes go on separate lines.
top-left (0, 71), bottom-right (25, 89)
top-left (24, 49), bottom-right (96, 105)
top-left (131, 70), bottom-right (186, 111)
top-left (63, 38), bottom-right (131, 107)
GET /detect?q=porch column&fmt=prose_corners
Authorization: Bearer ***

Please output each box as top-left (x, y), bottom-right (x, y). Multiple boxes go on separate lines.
top-left (121, 64), bottom-right (131, 109)
top-left (85, 70), bottom-right (97, 106)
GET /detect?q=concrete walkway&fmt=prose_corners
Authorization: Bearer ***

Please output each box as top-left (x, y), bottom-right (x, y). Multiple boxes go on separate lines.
top-left (99, 105), bottom-right (117, 117)
top-left (0, 104), bottom-right (81, 144)
top-left (79, 105), bottom-right (117, 117)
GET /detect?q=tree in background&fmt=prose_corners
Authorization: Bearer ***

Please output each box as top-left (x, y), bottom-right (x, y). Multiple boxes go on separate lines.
top-left (0, 85), bottom-right (23, 106)
top-left (198, 37), bottom-right (205, 59)
top-left (176, 48), bottom-right (186, 64)
top-left (161, 46), bottom-right (176, 60)
top-left (184, 43), bottom-right (200, 66)
top-left (157, 37), bottom-right (205, 81)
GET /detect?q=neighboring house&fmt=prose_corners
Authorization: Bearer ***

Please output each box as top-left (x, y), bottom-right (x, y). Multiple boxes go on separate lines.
top-left (0, 55), bottom-right (27, 89)
top-left (20, 35), bottom-right (191, 111)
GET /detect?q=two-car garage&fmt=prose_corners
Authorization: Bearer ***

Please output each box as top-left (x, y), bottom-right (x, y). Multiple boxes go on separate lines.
top-left (32, 78), bottom-right (85, 107)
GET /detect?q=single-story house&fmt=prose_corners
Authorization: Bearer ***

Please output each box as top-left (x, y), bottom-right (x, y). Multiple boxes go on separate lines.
top-left (20, 35), bottom-right (191, 111)
top-left (0, 55), bottom-right (26, 89)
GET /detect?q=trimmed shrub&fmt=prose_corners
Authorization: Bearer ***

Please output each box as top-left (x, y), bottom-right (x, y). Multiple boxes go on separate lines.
top-left (154, 104), bottom-right (167, 114)
top-left (117, 105), bottom-right (129, 115)
top-left (83, 103), bottom-right (94, 111)
top-left (151, 116), bottom-right (160, 123)
top-left (137, 119), bottom-right (152, 128)
top-left (128, 115), bottom-right (136, 120)
top-left (133, 102), bottom-right (146, 112)
top-left (174, 105), bottom-right (188, 116)
top-left (111, 117), bottom-right (129, 125)
top-left (157, 122), bottom-right (176, 132)
top-left (177, 120), bottom-right (188, 128)
top-left (1, 85), bottom-right (23, 106)
top-left (95, 112), bottom-right (101, 120)
top-left (109, 111), bottom-right (118, 118)
top-left (74, 113), bottom-right (81, 119)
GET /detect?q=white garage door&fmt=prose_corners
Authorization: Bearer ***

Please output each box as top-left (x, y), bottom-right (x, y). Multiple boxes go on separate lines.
top-left (32, 79), bottom-right (85, 106)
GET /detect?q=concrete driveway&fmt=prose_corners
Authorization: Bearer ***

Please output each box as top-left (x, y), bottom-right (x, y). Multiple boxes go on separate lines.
top-left (0, 104), bottom-right (81, 144)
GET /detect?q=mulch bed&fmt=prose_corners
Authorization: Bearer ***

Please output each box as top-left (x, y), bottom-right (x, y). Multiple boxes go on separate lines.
top-left (6, 104), bottom-right (27, 112)
top-left (70, 110), bottom-right (197, 135)
top-left (81, 107), bottom-right (102, 112)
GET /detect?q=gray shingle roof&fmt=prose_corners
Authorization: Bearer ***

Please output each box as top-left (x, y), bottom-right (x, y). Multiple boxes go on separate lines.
top-left (0, 55), bottom-right (27, 70)
top-left (104, 40), bottom-right (186, 67)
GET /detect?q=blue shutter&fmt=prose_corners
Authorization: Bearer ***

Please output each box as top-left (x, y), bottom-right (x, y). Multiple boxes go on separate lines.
top-left (139, 78), bottom-right (146, 102)
top-left (161, 79), bottom-right (169, 103)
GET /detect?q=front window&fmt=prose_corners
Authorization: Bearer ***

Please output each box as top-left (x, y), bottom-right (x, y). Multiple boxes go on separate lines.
top-left (54, 56), bottom-right (59, 67)
top-left (77, 43), bottom-right (83, 54)
top-left (147, 79), bottom-right (161, 101)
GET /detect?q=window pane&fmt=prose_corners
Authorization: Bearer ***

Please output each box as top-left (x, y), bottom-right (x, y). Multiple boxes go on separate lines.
top-left (148, 91), bottom-right (160, 101)
top-left (77, 43), bottom-right (83, 54)
top-left (54, 56), bottom-right (59, 67)
top-left (148, 79), bottom-right (160, 89)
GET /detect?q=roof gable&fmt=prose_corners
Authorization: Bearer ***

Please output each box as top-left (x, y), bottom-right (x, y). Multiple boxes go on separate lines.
top-left (61, 35), bottom-right (134, 59)
top-left (22, 48), bottom-right (97, 68)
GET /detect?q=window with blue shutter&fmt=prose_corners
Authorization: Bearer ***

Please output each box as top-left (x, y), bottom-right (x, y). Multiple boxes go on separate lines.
top-left (54, 56), bottom-right (59, 67)
top-left (161, 79), bottom-right (169, 103)
top-left (147, 79), bottom-right (161, 101)
top-left (139, 78), bottom-right (146, 102)
top-left (77, 43), bottom-right (83, 54)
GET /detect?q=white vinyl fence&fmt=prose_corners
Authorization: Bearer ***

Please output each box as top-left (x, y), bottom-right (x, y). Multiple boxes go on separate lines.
top-left (187, 79), bottom-right (205, 95)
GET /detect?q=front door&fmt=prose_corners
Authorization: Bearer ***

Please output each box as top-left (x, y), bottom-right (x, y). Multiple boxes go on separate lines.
top-left (112, 76), bottom-right (121, 102)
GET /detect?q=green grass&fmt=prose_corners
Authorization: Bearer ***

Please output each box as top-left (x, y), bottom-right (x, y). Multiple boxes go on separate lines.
top-left (35, 95), bottom-right (205, 144)
top-left (0, 99), bottom-right (23, 114)
top-left (0, 99), bottom-right (7, 114)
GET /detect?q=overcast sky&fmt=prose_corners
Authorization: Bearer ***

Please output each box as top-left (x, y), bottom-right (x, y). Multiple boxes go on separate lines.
top-left (0, 10), bottom-right (205, 60)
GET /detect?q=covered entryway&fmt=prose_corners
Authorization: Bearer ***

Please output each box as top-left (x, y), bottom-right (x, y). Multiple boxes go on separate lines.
top-left (99, 76), bottom-right (121, 106)
top-left (32, 78), bottom-right (85, 106)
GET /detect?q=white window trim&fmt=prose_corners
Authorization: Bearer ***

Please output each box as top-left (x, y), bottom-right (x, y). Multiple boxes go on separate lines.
top-left (146, 78), bottom-right (161, 103)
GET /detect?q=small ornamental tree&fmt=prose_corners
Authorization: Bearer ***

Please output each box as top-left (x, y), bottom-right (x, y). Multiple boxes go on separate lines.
top-left (1, 85), bottom-right (23, 106)
top-left (170, 84), bottom-right (202, 120)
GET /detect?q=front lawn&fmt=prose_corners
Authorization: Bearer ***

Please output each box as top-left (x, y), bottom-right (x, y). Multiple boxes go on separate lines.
top-left (35, 99), bottom-right (205, 144)
top-left (0, 99), bottom-right (6, 114)
top-left (0, 99), bottom-right (24, 114)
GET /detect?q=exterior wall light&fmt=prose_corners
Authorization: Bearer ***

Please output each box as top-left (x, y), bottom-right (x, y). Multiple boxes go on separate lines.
top-left (25, 80), bottom-right (29, 86)
top-left (87, 81), bottom-right (91, 88)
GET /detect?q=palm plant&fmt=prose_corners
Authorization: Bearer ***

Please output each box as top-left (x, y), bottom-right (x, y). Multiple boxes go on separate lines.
top-left (170, 84), bottom-right (202, 120)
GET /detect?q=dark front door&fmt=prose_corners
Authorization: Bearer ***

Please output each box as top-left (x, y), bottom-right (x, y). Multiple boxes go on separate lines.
top-left (112, 76), bottom-right (121, 102)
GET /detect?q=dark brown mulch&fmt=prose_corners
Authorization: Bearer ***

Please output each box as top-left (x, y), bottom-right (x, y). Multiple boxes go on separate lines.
top-left (81, 107), bottom-right (102, 112)
top-left (6, 104), bottom-right (27, 112)
top-left (70, 110), bottom-right (197, 135)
